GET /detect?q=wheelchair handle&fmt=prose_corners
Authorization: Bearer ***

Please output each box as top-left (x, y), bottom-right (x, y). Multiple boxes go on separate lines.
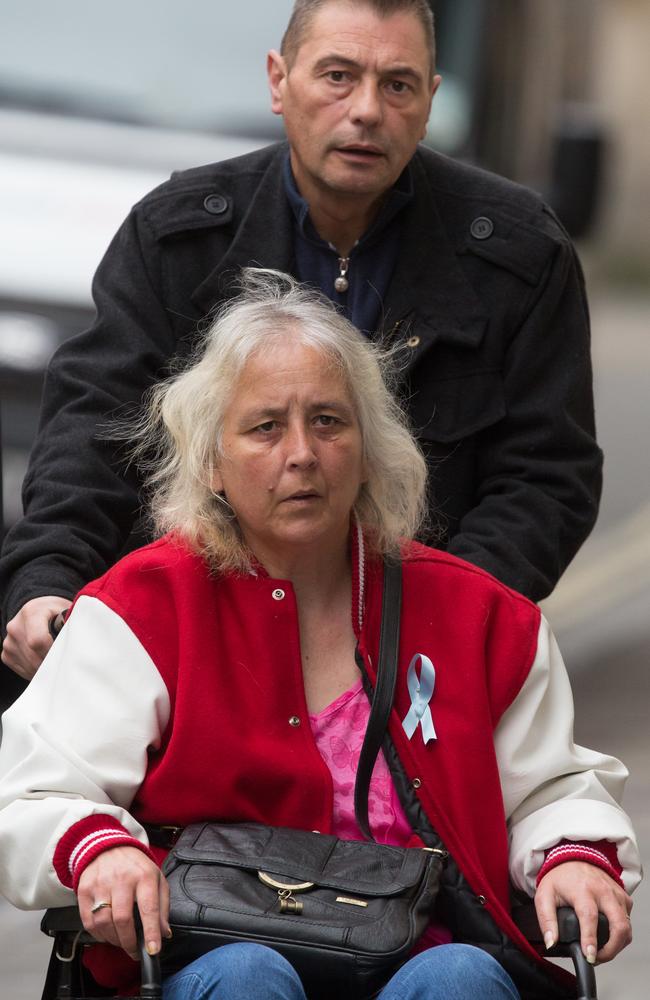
top-left (134, 909), bottom-right (163, 999)
top-left (42, 904), bottom-right (163, 999)
top-left (557, 907), bottom-right (608, 1000)
top-left (48, 610), bottom-right (68, 640)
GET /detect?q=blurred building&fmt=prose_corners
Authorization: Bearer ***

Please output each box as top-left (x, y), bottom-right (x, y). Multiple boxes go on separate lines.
top-left (592, 0), bottom-right (650, 280)
top-left (462, 0), bottom-right (650, 277)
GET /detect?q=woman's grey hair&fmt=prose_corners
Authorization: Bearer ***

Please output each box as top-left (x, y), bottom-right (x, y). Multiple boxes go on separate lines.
top-left (127, 269), bottom-right (428, 572)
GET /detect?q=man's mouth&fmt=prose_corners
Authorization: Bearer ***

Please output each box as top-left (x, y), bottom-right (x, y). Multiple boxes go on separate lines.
top-left (336, 145), bottom-right (385, 161)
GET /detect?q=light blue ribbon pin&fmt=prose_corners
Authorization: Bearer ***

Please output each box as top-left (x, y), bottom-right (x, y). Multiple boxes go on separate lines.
top-left (402, 654), bottom-right (437, 744)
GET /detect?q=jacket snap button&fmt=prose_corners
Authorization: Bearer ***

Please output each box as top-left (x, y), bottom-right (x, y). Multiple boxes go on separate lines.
top-left (203, 194), bottom-right (228, 215)
top-left (411, 778), bottom-right (422, 790)
top-left (272, 589), bottom-right (285, 601)
top-left (289, 716), bottom-right (301, 727)
top-left (477, 894), bottom-right (487, 906)
top-left (406, 335), bottom-right (420, 349)
top-left (470, 217), bottom-right (494, 240)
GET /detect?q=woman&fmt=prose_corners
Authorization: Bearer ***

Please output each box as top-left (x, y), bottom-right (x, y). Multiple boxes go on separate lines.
top-left (0, 270), bottom-right (640, 1000)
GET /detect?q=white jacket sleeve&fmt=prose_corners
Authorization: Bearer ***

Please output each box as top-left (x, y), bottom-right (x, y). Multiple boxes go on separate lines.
top-left (0, 595), bottom-right (170, 909)
top-left (494, 614), bottom-right (641, 896)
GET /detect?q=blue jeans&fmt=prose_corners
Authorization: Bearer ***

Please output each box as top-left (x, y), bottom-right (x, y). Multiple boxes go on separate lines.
top-left (162, 942), bottom-right (520, 1000)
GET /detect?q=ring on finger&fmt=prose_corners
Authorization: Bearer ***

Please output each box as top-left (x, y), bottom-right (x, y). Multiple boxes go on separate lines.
top-left (91, 900), bottom-right (113, 914)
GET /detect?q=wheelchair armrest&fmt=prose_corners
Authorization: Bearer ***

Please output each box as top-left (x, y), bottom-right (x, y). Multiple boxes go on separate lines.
top-left (512, 904), bottom-right (609, 1000)
top-left (41, 905), bottom-right (85, 937)
top-left (41, 905), bottom-right (162, 998)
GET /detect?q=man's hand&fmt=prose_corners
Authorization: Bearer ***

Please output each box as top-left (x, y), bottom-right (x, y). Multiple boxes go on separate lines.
top-left (77, 845), bottom-right (171, 959)
top-left (535, 861), bottom-right (632, 964)
top-left (1, 596), bottom-right (72, 679)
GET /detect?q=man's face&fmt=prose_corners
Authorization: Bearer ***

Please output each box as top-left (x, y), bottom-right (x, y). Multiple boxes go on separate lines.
top-left (268, 1), bottom-right (440, 206)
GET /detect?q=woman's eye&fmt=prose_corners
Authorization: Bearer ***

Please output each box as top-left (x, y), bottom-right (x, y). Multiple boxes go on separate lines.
top-left (315, 414), bottom-right (338, 427)
top-left (255, 421), bottom-right (277, 433)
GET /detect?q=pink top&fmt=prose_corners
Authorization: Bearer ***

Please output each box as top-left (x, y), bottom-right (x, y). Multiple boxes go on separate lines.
top-left (309, 680), bottom-right (452, 950)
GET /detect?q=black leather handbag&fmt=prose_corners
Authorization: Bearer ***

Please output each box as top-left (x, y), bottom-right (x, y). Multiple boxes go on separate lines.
top-left (160, 559), bottom-right (447, 1000)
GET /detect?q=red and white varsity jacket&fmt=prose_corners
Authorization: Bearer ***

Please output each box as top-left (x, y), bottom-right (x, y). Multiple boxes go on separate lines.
top-left (0, 533), bottom-right (640, 985)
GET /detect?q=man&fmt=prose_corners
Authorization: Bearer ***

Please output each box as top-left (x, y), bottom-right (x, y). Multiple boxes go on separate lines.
top-left (0, 0), bottom-right (602, 683)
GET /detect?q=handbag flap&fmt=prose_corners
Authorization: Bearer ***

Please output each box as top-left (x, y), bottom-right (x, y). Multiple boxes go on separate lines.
top-left (164, 822), bottom-right (434, 896)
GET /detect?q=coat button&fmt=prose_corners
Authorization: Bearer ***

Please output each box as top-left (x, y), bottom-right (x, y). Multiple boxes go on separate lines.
top-left (476, 894), bottom-right (487, 906)
top-left (470, 216), bottom-right (494, 240)
top-left (411, 778), bottom-right (422, 790)
top-left (203, 194), bottom-right (229, 215)
top-left (272, 589), bottom-right (285, 601)
top-left (406, 335), bottom-right (420, 349)
top-left (289, 716), bottom-right (301, 727)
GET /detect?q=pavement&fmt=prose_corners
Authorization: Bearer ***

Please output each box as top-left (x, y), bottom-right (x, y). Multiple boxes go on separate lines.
top-left (565, 638), bottom-right (650, 999)
top-left (540, 286), bottom-right (650, 998)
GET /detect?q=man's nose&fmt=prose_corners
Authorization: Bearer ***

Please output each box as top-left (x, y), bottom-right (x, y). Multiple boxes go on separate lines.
top-left (348, 78), bottom-right (383, 128)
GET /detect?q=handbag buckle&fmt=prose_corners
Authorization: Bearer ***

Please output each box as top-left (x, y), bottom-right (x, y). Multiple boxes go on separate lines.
top-left (257, 871), bottom-right (314, 916)
top-left (422, 847), bottom-right (449, 859)
top-left (278, 889), bottom-right (303, 914)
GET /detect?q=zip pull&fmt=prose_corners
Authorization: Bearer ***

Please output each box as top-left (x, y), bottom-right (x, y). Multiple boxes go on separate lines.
top-left (335, 257), bottom-right (350, 293)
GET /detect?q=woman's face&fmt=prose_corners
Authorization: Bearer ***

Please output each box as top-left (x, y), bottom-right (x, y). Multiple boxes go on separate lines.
top-left (212, 336), bottom-right (366, 566)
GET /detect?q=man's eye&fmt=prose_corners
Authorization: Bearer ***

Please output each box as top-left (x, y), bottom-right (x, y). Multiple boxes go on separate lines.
top-left (315, 414), bottom-right (339, 427)
top-left (327, 70), bottom-right (348, 83)
top-left (254, 421), bottom-right (277, 433)
top-left (388, 80), bottom-right (410, 94)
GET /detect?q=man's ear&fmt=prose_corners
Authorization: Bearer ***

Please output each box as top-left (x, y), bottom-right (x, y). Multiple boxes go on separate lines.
top-left (267, 49), bottom-right (288, 116)
top-left (420, 74), bottom-right (442, 141)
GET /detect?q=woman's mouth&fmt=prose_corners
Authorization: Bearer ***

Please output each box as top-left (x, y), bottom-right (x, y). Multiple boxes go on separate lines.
top-left (283, 491), bottom-right (320, 503)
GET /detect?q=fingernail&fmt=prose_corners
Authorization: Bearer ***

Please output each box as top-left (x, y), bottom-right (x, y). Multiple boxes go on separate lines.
top-left (586, 946), bottom-right (597, 965)
top-left (146, 941), bottom-right (159, 956)
top-left (544, 931), bottom-right (555, 950)
top-left (165, 928), bottom-right (173, 939)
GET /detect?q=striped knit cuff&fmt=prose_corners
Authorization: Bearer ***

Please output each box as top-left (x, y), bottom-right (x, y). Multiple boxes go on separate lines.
top-left (53, 814), bottom-right (156, 892)
top-left (536, 839), bottom-right (624, 889)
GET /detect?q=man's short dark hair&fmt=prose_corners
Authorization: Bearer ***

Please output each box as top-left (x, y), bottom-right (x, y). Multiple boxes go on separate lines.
top-left (281, 0), bottom-right (436, 78)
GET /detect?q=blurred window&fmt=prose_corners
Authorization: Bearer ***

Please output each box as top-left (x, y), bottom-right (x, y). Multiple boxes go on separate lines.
top-left (0, 1), bottom-right (294, 139)
top-left (1, 0), bottom-right (483, 154)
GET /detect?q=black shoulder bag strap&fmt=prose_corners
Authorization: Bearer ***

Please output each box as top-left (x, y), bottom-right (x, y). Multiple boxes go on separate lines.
top-left (354, 556), bottom-right (402, 841)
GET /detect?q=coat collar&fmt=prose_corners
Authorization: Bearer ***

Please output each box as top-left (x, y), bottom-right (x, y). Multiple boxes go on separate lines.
top-left (191, 144), bottom-right (294, 315)
top-left (191, 143), bottom-right (488, 360)
top-left (245, 515), bottom-right (369, 641)
top-left (379, 150), bottom-right (489, 365)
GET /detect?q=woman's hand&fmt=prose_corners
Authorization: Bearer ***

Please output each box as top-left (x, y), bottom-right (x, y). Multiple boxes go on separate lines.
top-left (535, 861), bottom-right (632, 964)
top-left (77, 845), bottom-right (170, 960)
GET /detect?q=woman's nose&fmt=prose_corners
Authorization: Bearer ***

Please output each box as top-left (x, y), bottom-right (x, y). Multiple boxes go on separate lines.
top-left (285, 424), bottom-right (318, 468)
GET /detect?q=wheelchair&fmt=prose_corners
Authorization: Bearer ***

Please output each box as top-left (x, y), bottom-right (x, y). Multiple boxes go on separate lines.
top-left (40, 902), bottom-right (610, 1000)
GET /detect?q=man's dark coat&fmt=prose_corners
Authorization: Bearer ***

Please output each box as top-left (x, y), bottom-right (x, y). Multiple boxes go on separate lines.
top-left (0, 142), bottom-right (602, 635)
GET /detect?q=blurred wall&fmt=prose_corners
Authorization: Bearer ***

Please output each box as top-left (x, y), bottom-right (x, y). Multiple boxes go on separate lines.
top-left (479, 0), bottom-right (650, 279)
top-left (491, 0), bottom-right (650, 284)
top-left (592, 0), bottom-right (650, 280)
top-left (478, 1), bottom-right (597, 188)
